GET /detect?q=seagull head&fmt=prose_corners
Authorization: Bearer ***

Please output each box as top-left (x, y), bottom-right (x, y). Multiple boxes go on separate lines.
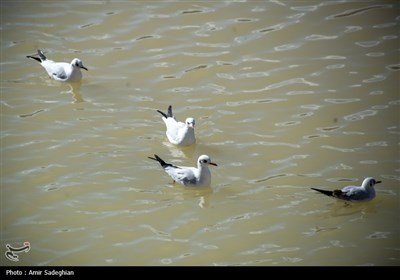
top-left (198, 155), bottom-right (217, 167)
top-left (361, 177), bottom-right (381, 189)
top-left (185, 117), bottom-right (195, 128)
top-left (72, 58), bottom-right (88, 71)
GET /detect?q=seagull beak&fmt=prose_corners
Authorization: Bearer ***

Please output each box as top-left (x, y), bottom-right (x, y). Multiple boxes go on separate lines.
top-left (375, 180), bottom-right (382, 184)
top-left (209, 162), bottom-right (218, 167)
top-left (81, 65), bottom-right (88, 71)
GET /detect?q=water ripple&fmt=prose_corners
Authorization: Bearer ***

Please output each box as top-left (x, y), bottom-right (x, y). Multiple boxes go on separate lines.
top-left (319, 55), bottom-right (347, 60)
top-left (243, 78), bottom-right (318, 93)
top-left (366, 141), bottom-right (388, 147)
top-left (183, 51), bottom-right (229, 57)
top-left (324, 98), bottom-right (360, 104)
top-left (274, 43), bottom-right (303, 51)
top-left (251, 173), bottom-right (294, 183)
top-left (271, 154), bottom-right (309, 164)
top-left (305, 34), bottom-right (338, 40)
top-left (249, 223), bottom-right (285, 235)
top-left (381, 175), bottom-right (400, 181)
top-left (355, 40), bottom-right (380, 48)
top-left (366, 52), bottom-right (385, 57)
top-left (344, 25), bottom-right (363, 33)
top-left (135, 35), bottom-right (160, 41)
top-left (367, 232), bottom-right (391, 239)
top-left (344, 110), bottom-right (378, 121)
top-left (291, 5), bottom-right (319, 12)
top-left (286, 90), bottom-right (315, 95)
top-left (275, 121), bottom-right (300, 127)
top-left (321, 145), bottom-right (356, 153)
top-left (184, 64), bottom-right (209, 73)
top-left (180, 9), bottom-right (204, 15)
top-left (374, 22), bottom-right (398, 28)
top-left (4, 1), bottom-right (399, 266)
top-left (317, 125), bottom-right (343, 132)
top-left (303, 226), bottom-right (339, 237)
top-left (196, 42), bottom-right (230, 48)
top-left (19, 109), bottom-right (46, 118)
top-left (140, 224), bottom-right (170, 237)
top-left (226, 98), bottom-right (286, 107)
top-left (327, 5), bottom-right (392, 19)
top-left (386, 64), bottom-right (400, 71)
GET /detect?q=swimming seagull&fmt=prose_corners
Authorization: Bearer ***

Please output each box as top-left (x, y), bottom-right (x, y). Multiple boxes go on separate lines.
top-left (148, 154), bottom-right (217, 187)
top-left (26, 49), bottom-right (88, 82)
top-left (156, 105), bottom-right (196, 146)
top-left (311, 177), bottom-right (381, 202)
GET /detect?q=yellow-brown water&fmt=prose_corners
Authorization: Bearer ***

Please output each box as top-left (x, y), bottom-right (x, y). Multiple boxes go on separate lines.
top-left (1, 1), bottom-right (399, 266)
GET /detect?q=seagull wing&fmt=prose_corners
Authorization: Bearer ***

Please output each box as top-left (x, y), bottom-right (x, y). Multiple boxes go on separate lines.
top-left (164, 118), bottom-right (186, 144)
top-left (42, 61), bottom-right (69, 81)
top-left (52, 69), bottom-right (68, 80)
top-left (164, 166), bottom-right (197, 186)
top-left (337, 186), bottom-right (370, 201)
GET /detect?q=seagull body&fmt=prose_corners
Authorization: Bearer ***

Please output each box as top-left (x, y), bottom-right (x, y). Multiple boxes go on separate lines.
top-left (157, 105), bottom-right (196, 146)
top-left (311, 177), bottom-right (381, 202)
top-left (27, 49), bottom-right (88, 82)
top-left (148, 154), bottom-right (217, 187)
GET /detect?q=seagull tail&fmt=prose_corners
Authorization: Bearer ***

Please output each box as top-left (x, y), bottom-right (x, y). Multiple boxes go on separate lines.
top-left (148, 154), bottom-right (167, 167)
top-left (311, 188), bottom-right (334, 197)
top-left (26, 49), bottom-right (47, 63)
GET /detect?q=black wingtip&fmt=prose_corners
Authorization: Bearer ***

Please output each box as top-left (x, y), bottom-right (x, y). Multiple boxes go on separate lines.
top-left (27, 49), bottom-right (47, 63)
top-left (167, 105), bottom-right (173, 118)
top-left (148, 154), bottom-right (167, 166)
top-left (26, 55), bottom-right (41, 63)
top-left (148, 154), bottom-right (158, 161)
top-left (148, 154), bottom-right (175, 169)
top-left (311, 188), bottom-right (334, 197)
top-left (37, 49), bottom-right (47, 61)
top-left (156, 109), bottom-right (168, 119)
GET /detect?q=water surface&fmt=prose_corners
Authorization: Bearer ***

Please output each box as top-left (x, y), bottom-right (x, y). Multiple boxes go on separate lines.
top-left (1, 1), bottom-right (399, 266)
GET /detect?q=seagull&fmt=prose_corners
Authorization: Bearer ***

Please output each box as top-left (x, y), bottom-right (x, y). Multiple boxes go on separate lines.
top-left (156, 105), bottom-right (196, 146)
top-left (311, 177), bottom-right (381, 202)
top-left (26, 49), bottom-right (88, 82)
top-left (148, 154), bottom-right (217, 187)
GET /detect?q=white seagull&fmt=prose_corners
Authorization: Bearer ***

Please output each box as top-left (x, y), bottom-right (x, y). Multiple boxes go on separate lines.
top-left (27, 49), bottom-right (88, 82)
top-left (148, 154), bottom-right (217, 187)
top-left (156, 105), bottom-right (196, 146)
top-left (311, 177), bottom-right (381, 202)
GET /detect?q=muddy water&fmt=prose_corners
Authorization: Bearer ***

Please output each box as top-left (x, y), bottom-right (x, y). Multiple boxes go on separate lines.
top-left (1, 1), bottom-right (399, 266)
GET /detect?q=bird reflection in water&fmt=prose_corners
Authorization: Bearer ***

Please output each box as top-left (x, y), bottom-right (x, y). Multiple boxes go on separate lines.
top-left (62, 82), bottom-right (84, 103)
